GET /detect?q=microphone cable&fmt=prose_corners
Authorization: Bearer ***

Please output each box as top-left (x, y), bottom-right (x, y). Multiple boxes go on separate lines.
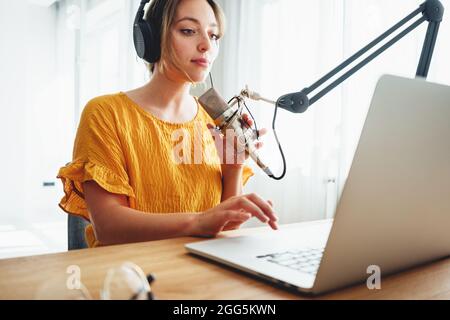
top-left (269, 102), bottom-right (287, 180)
top-left (209, 72), bottom-right (214, 89)
top-left (228, 95), bottom-right (287, 181)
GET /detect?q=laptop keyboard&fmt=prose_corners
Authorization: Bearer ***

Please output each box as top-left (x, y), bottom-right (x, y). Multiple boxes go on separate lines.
top-left (256, 247), bottom-right (325, 275)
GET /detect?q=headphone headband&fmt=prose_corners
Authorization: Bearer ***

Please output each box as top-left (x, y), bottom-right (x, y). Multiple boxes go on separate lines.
top-left (134, 0), bottom-right (149, 26)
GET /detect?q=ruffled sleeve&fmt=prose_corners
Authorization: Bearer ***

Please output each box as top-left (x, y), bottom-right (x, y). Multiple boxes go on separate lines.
top-left (242, 165), bottom-right (254, 186)
top-left (57, 98), bottom-right (135, 222)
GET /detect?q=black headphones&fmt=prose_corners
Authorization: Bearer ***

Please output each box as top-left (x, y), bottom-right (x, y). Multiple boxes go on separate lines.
top-left (133, 0), bottom-right (215, 87)
top-left (133, 0), bottom-right (165, 64)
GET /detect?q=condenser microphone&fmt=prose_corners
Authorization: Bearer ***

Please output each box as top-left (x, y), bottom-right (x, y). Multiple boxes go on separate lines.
top-left (199, 88), bottom-right (274, 177)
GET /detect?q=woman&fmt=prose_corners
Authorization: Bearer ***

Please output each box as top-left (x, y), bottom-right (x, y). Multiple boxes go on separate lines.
top-left (58, 0), bottom-right (278, 248)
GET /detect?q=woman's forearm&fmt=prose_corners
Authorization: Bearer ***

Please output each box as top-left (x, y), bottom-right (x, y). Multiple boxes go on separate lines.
top-left (83, 181), bottom-right (202, 246)
top-left (92, 205), bottom-right (199, 246)
top-left (221, 166), bottom-right (244, 202)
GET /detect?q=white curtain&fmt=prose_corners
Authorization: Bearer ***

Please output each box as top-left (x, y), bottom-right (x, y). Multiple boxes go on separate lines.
top-left (62, 0), bottom-right (450, 226)
top-left (75, 0), bottom-right (148, 113)
top-left (216, 0), bottom-right (450, 226)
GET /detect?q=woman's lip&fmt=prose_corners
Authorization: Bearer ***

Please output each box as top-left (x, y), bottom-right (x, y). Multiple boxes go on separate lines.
top-left (192, 60), bottom-right (209, 68)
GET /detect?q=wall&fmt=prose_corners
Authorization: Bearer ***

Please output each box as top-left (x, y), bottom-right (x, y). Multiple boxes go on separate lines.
top-left (0, 1), bottom-right (75, 226)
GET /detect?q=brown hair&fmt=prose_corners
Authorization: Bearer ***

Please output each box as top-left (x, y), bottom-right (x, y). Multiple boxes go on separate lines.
top-left (144, 0), bottom-right (226, 83)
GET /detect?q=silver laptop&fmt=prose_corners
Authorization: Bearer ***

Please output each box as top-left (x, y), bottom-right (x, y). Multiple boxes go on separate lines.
top-left (185, 74), bottom-right (450, 294)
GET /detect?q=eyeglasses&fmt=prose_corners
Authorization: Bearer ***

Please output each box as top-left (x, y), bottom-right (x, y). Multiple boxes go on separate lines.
top-left (35, 261), bottom-right (156, 300)
top-left (101, 262), bottom-right (156, 300)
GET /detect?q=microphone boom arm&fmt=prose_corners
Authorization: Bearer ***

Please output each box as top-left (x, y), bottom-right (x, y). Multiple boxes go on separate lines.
top-left (276, 0), bottom-right (444, 113)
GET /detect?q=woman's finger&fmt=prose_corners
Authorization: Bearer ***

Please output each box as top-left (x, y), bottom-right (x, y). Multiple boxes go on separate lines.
top-left (241, 114), bottom-right (253, 127)
top-left (266, 201), bottom-right (278, 230)
top-left (233, 198), bottom-right (270, 223)
top-left (269, 219), bottom-right (279, 230)
top-left (257, 128), bottom-right (268, 137)
top-left (244, 193), bottom-right (279, 224)
top-left (223, 219), bottom-right (246, 231)
top-left (255, 141), bottom-right (264, 149)
top-left (223, 210), bottom-right (251, 222)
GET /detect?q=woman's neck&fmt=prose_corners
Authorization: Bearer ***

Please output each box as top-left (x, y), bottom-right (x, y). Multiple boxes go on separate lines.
top-left (124, 67), bottom-right (198, 123)
top-left (144, 69), bottom-right (193, 113)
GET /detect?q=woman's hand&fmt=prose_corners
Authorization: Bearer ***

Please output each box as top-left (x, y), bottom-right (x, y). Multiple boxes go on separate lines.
top-left (207, 113), bottom-right (268, 171)
top-left (193, 194), bottom-right (278, 238)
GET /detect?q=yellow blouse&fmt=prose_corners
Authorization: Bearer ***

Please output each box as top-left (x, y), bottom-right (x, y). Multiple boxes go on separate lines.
top-left (57, 93), bottom-right (254, 247)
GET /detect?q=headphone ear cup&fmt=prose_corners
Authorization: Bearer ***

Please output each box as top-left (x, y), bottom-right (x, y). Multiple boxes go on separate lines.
top-left (133, 20), bottom-right (161, 64)
top-left (133, 21), bottom-right (147, 60)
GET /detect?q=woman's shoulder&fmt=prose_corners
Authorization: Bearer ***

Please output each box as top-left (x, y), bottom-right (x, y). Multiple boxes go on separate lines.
top-left (83, 92), bottom-right (127, 116)
top-left (81, 93), bottom-right (143, 127)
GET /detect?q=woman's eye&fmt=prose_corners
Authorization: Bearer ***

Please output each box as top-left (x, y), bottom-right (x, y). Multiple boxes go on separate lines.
top-left (180, 28), bottom-right (219, 41)
top-left (181, 29), bottom-right (195, 35)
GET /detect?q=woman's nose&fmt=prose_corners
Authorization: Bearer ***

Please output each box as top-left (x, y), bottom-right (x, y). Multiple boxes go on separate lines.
top-left (198, 33), bottom-right (212, 52)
